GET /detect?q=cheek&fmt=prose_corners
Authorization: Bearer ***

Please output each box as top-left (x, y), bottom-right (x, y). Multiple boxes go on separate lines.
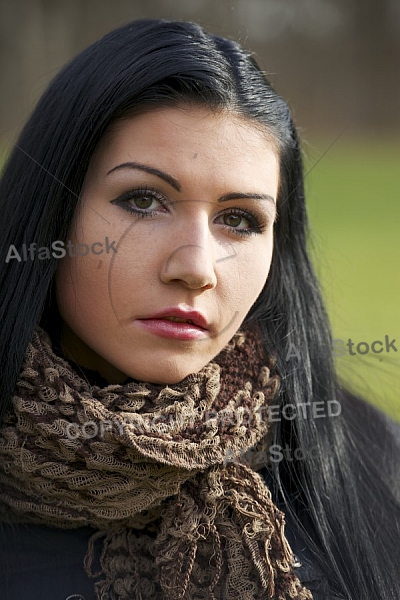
top-left (55, 252), bottom-right (112, 329)
top-left (231, 238), bottom-right (273, 308)
top-left (54, 207), bottom-right (120, 327)
top-left (54, 230), bottom-right (156, 333)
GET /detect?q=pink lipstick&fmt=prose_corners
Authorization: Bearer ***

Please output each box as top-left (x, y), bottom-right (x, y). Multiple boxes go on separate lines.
top-left (135, 307), bottom-right (209, 340)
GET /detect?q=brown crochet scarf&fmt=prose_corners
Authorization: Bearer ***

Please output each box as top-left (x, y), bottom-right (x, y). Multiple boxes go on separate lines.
top-left (0, 325), bottom-right (313, 600)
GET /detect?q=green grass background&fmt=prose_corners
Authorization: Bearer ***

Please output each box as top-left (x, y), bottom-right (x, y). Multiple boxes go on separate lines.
top-left (1, 138), bottom-right (399, 420)
top-left (304, 138), bottom-right (400, 421)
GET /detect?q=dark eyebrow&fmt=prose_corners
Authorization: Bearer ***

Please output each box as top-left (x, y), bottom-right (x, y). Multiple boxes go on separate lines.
top-left (107, 162), bottom-right (181, 192)
top-left (218, 192), bottom-right (276, 206)
top-left (106, 162), bottom-right (276, 210)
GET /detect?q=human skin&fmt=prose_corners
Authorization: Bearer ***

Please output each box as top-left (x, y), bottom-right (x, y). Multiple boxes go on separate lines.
top-left (55, 106), bottom-right (279, 384)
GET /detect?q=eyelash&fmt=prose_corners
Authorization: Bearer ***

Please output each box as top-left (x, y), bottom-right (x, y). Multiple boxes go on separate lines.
top-left (110, 187), bottom-right (268, 237)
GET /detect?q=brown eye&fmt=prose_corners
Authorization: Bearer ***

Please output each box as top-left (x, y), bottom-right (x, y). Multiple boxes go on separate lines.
top-left (111, 187), bottom-right (168, 218)
top-left (215, 208), bottom-right (264, 237)
top-left (134, 196), bottom-right (154, 209)
top-left (223, 213), bottom-right (243, 228)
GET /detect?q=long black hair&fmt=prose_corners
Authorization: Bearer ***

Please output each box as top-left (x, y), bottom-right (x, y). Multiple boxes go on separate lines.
top-left (0, 18), bottom-right (399, 599)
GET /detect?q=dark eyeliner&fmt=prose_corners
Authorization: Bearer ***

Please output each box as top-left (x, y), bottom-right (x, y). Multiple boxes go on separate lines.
top-left (111, 187), bottom-right (269, 235)
top-left (218, 207), bottom-right (268, 237)
top-left (110, 186), bottom-right (168, 216)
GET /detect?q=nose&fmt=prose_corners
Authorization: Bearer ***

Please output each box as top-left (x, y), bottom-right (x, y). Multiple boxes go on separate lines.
top-left (160, 218), bottom-right (217, 291)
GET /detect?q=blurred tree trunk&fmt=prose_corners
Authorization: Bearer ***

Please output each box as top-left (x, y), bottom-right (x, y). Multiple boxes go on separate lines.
top-left (352, 0), bottom-right (399, 132)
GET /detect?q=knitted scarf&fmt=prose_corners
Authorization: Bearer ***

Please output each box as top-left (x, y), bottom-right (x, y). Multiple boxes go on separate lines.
top-left (0, 325), bottom-right (313, 600)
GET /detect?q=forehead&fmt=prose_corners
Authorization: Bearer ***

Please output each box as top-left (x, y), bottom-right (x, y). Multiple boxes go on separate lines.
top-left (89, 106), bottom-right (280, 186)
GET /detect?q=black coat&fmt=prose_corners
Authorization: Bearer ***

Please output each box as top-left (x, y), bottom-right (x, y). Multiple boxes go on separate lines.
top-left (0, 493), bottom-right (324, 600)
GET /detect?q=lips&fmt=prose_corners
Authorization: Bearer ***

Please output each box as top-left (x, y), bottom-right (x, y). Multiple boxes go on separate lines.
top-left (140, 308), bottom-right (209, 330)
top-left (134, 307), bottom-right (210, 340)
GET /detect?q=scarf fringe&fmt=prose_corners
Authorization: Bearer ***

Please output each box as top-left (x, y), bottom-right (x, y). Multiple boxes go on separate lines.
top-left (85, 462), bottom-right (312, 600)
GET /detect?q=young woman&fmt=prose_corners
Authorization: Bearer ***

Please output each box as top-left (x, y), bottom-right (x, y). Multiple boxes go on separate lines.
top-left (0, 18), bottom-right (399, 600)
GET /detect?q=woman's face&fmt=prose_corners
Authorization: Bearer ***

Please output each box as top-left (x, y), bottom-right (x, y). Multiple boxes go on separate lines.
top-left (56, 106), bottom-right (279, 384)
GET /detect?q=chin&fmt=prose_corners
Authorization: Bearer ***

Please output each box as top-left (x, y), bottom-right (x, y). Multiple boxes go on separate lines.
top-left (123, 356), bottom-right (210, 386)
